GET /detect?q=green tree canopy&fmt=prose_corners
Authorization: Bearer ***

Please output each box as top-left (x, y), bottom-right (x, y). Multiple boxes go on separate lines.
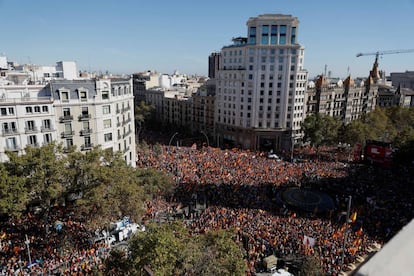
top-left (0, 163), bottom-right (27, 217)
top-left (302, 113), bottom-right (341, 147)
top-left (118, 222), bottom-right (246, 276)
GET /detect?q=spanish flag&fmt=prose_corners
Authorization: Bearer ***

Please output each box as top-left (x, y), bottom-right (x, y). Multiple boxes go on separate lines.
top-left (350, 211), bottom-right (357, 223)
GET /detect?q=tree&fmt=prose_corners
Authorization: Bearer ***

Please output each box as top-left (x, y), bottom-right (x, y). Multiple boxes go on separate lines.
top-left (342, 120), bottom-right (367, 146)
top-left (135, 101), bottom-right (155, 144)
top-left (128, 222), bottom-right (188, 275)
top-left (183, 230), bottom-right (246, 276)
top-left (135, 168), bottom-right (175, 198)
top-left (302, 114), bottom-right (340, 148)
top-left (296, 255), bottom-right (323, 276)
top-left (114, 222), bottom-right (246, 276)
top-left (75, 149), bottom-right (147, 227)
top-left (6, 143), bottom-right (66, 231)
top-left (0, 163), bottom-right (27, 218)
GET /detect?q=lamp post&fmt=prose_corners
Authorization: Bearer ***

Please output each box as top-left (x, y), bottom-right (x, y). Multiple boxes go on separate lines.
top-left (200, 130), bottom-right (209, 148)
top-left (25, 234), bottom-right (32, 269)
top-left (168, 132), bottom-right (179, 152)
top-left (341, 195), bottom-right (352, 265)
top-left (291, 136), bottom-right (294, 162)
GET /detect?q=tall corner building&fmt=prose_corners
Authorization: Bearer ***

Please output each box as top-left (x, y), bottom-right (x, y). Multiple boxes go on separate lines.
top-left (214, 14), bottom-right (308, 151)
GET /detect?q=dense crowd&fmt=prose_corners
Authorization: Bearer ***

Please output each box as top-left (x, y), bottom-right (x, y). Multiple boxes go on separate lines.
top-left (1, 142), bottom-right (413, 275)
top-left (137, 144), bottom-right (414, 275)
top-left (0, 207), bottom-right (109, 275)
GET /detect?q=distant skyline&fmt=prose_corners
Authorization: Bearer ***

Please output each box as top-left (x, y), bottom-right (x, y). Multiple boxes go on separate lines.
top-left (1, 0), bottom-right (414, 79)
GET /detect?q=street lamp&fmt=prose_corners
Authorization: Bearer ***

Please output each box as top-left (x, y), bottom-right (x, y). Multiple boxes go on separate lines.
top-left (25, 234), bottom-right (32, 269)
top-left (200, 130), bottom-right (209, 148)
top-left (341, 195), bottom-right (352, 264)
top-left (168, 132), bottom-right (179, 152)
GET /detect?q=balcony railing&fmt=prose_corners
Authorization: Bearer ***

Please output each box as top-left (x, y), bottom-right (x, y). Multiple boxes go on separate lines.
top-left (25, 126), bottom-right (39, 134)
top-left (116, 108), bottom-right (121, 114)
top-left (5, 145), bottom-right (20, 152)
top-left (81, 143), bottom-right (94, 151)
top-left (78, 114), bottom-right (91, 121)
top-left (41, 126), bottom-right (54, 132)
top-left (2, 129), bottom-right (19, 136)
top-left (61, 131), bottom-right (75, 138)
top-left (123, 130), bottom-right (132, 138)
top-left (27, 142), bottom-right (40, 148)
top-left (123, 146), bottom-right (130, 152)
top-left (80, 128), bottom-right (92, 136)
top-left (122, 118), bottom-right (131, 125)
top-left (59, 115), bottom-right (73, 122)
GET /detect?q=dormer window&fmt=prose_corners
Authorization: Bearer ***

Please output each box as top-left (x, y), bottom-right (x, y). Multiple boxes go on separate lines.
top-left (60, 90), bottom-right (69, 102)
top-left (102, 91), bottom-right (109, 100)
top-left (79, 90), bottom-right (87, 102)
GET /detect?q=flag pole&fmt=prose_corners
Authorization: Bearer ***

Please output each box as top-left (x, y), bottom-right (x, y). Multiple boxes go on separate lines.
top-left (341, 195), bottom-right (352, 265)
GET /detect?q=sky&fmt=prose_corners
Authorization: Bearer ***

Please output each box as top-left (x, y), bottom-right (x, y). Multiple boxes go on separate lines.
top-left (1, 0), bottom-right (414, 79)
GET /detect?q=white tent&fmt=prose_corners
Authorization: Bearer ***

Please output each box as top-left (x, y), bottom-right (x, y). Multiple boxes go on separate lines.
top-left (356, 218), bottom-right (414, 276)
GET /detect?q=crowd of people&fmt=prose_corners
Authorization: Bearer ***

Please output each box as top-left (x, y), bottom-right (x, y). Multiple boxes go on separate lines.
top-left (1, 141), bottom-right (413, 275)
top-left (0, 207), bottom-right (109, 275)
top-left (137, 144), bottom-right (414, 275)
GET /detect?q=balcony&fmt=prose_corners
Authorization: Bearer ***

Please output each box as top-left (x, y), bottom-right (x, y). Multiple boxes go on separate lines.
top-left (81, 143), bottom-right (94, 151)
top-left (78, 114), bottom-right (91, 121)
top-left (61, 131), bottom-right (75, 138)
top-left (116, 121), bottom-right (122, 127)
top-left (80, 128), bottom-right (92, 136)
top-left (122, 106), bottom-right (131, 112)
top-left (123, 146), bottom-right (130, 153)
top-left (5, 145), bottom-right (20, 152)
top-left (25, 126), bottom-right (39, 134)
top-left (59, 115), bottom-right (73, 122)
top-left (41, 126), bottom-right (54, 132)
top-left (27, 143), bottom-right (40, 148)
top-left (123, 130), bottom-right (132, 138)
top-left (2, 128), bottom-right (18, 136)
top-left (122, 118), bottom-right (132, 125)
top-left (116, 108), bottom-right (121, 114)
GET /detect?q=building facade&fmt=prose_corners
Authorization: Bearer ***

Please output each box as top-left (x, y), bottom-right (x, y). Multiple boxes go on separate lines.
top-left (305, 74), bottom-right (379, 124)
top-left (214, 14), bottom-right (308, 151)
top-left (0, 77), bottom-right (136, 167)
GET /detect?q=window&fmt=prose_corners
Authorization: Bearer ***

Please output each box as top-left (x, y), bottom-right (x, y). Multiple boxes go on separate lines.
top-left (0, 108), bottom-right (6, 115)
top-left (64, 123), bottom-right (72, 133)
top-left (34, 106), bottom-right (40, 113)
top-left (261, 25), bottom-right (269, 45)
top-left (26, 106), bottom-right (33, 113)
top-left (42, 106), bottom-right (48, 112)
top-left (44, 133), bottom-right (52, 144)
top-left (26, 120), bottom-right (35, 131)
top-left (271, 25), bottom-right (277, 44)
top-left (279, 25), bottom-right (286, 45)
top-left (81, 107), bottom-right (89, 116)
top-left (63, 107), bottom-right (71, 117)
top-left (66, 138), bottom-right (73, 148)
top-left (104, 119), bottom-right (111, 128)
top-left (6, 137), bottom-right (17, 150)
top-left (104, 133), bottom-right (113, 142)
top-left (80, 91), bottom-right (87, 101)
top-left (61, 91), bottom-right (69, 102)
top-left (291, 27), bottom-right (296, 44)
top-left (102, 91), bottom-right (109, 100)
top-left (42, 119), bottom-right (51, 130)
top-left (84, 136), bottom-right (92, 146)
top-left (103, 105), bottom-right (111, 114)
top-left (28, 135), bottom-right (37, 146)
top-left (83, 121), bottom-right (90, 130)
top-left (249, 26), bottom-right (256, 44)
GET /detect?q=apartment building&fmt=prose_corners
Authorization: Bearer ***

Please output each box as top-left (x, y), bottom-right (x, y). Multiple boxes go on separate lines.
top-left (50, 78), bottom-right (136, 167)
top-left (0, 78), bottom-right (136, 168)
top-left (0, 85), bottom-right (56, 162)
top-left (214, 14), bottom-right (308, 151)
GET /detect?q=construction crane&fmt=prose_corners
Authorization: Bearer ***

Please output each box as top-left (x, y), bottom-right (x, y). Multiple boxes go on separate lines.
top-left (356, 49), bottom-right (414, 59)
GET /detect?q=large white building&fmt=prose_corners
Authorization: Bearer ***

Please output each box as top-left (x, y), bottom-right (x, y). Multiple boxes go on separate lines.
top-left (214, 14), bottom-right (308, 151)
top-left (0, 72), bottom-right (136, 167)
